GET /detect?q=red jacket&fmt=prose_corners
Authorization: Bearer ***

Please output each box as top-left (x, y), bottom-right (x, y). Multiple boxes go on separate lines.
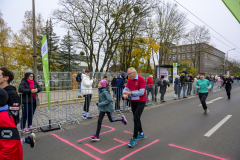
top-left (0, 106), bottom-right (23, 160)
top-left (147, 77), bottom-right (153, 88)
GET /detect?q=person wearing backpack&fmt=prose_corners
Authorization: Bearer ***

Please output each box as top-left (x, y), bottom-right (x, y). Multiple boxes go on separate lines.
top-left (180, 73), bottom-right (189, 98)
top-left (76, 69), bottom-right (85, 98)
top-left (114, 72), bottom-right (127, 112)
top-left (155, 75), bottom-right (170, 102)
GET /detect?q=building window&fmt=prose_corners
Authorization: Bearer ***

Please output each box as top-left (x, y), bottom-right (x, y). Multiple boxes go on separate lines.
top-left (182, 54), bottom-right (185, 59)
top-left (187, 54), bottom-right (190, 59)
top-left (173, 48), bottom-right (176, 52)
top-left (187, 46), bottom-right (191, 50)
top-left (193, 53), bottom-right (195, 58)
top-left (173, 55), bottom-right (176, 60)
top-left (168, 55), bottom-right (172, 60)
top-left (192, 45), bottom-right (196, 49)
top-left (162, 61), bottom-right (164, 64)
top-left (205, 53), bottom-right (207, 58)
top-left (178, 55), bottom-right (181, 60)
top-left (178, 48), bottom-right (181, 52)
top-left (182, 47), bottom-right (185, 51)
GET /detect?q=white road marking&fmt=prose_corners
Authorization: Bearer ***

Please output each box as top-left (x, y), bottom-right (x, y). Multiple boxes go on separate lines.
top-left (198, 97), bottom-right (223, 106)
top-left (204, 115), bottom-right (232, 137)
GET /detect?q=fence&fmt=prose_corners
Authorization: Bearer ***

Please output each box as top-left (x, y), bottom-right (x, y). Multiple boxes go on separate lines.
top-left (16, 79), bottom-right (240, 134)
top-left (12, 71), bottom-right (151, 91)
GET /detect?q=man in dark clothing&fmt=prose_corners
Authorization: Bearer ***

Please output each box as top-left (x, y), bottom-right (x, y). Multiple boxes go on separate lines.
top-left (187, 73), bottom-right (194, 95)
top-left (111, 75), bottom-right (117, 99)
top-left (114, 72), bottom-right (127, 112)
top-left (154, 75), bottom-right (170, 102)
top-left (223, 75), bottom-right (233, 99)
top-left (0, 67), bottom-right (36, 148)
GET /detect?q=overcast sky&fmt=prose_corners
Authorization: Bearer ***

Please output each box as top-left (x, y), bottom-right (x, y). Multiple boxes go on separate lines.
top-left (1, 0), bottom-right (240, 60)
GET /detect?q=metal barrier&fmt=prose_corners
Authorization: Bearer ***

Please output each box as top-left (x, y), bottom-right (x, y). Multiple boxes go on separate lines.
top-left (16, 79), bottom-right (240, 134)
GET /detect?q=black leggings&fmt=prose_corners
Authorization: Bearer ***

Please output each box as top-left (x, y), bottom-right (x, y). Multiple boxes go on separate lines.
top-left (84, 94), bottom-right (92, 112)
top-left (131, 101), bottom-right (145, 138)
top-left (225, 87), bottom-right (231, 98)
top-left (96, 111), bottom-right (122, 136)
top-left (199, 93), bottom-right (208, 110)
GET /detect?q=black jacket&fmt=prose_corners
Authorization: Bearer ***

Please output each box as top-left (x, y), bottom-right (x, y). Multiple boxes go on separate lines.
top-left (111, 78), bottom-right (117, 91)
top-left (4, 85), bottom-right (20, 125)
top-left (154, 78), bottom-right (170, 94)
top-left (18, 73), bottom-right (41, 104)
top-left (223, 78), bottom-right (233, 88)
top-left (188, 76), bottom-right (194, 82)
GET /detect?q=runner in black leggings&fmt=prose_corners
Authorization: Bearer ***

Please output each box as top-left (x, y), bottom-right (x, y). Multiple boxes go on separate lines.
top-left (223, 75), bottom-right (233, 99)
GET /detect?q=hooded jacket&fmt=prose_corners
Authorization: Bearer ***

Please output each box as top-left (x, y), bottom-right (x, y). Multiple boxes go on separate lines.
top-left (111, 77), bottom-right (117, 91)
top-left (98, 88), bottom-right (114, 113)
top-left (18, 72), bottom-right (41, 104)
top-left (0, 105), bottom-right (23, 160)
top-left (114, 75), bottom-right (125, 95)
top-left (4, 85), bottom-right (20, 125)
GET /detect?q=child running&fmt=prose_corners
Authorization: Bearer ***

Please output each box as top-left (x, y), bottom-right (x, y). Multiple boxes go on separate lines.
top-left (195, 73), bottom-right (212, 114)
top-left (90, 80), bottom-right (127, 141)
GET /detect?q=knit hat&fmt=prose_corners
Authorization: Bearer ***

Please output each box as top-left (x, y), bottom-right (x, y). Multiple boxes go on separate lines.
top-left (25, 72), bottom-right (35, 79)
top-left (161, 75), bottom-right (164, 78)
top-left (99, 80), bottom-right (108, 87)
top-left (121, 72), bottom-right (127, 78)
top-left (0, 88), bottom-right (8, 107)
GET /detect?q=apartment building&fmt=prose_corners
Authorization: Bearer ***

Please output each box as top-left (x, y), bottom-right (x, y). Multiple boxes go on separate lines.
top-left (167, 43), bottom-right (225, 75)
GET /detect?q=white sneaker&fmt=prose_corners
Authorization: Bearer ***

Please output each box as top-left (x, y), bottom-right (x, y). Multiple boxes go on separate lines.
top-left (21, 128), bottom-right (30, 134)
top-left (204, 109), bottom-right (209, 114)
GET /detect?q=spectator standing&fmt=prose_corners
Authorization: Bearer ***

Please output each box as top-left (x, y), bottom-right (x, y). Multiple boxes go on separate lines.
top-left (174, 75), bottom-right (181, 99)
top-left (187, 73), bottom-right (194, 95)
top-left (180, 73), bottom-right (189, 98)
top-left (146, 75), bottom-right (154, 102)
top-left (76, 69), bottom-right (85, 98)
top-left (18, 72), bottom-right (41, 134)
top-left (114, 72), bottom-right (127, 112)
top-left (81, 70), bottom-right (94, 119)
top-left (111, 75), bottom-right (117, 99)
top-left (155, 75), bottom-right (170, 102)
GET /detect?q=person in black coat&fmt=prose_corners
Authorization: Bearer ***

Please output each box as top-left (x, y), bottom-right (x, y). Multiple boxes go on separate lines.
top-left (223, 75), bottom-right (233, 99)
top-left (154, 75), bottom-right (170, 102)
top-left (18, 72), bottom-right (41, 134)
top-left (187, 73), bottom-right (194, 95)
top-left (111, 75), bottom-right (117, 99)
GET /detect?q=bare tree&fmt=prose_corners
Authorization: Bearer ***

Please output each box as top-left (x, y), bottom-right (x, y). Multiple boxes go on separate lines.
top-left (185, 25), bottom-right (212, 73)
top-left (155, 1), bottom-right (188, 65)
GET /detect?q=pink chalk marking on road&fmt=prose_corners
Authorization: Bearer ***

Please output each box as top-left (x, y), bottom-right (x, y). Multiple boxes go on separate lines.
top-left (124, 131), bottom-right (133, 134)
top-left (85, 138), bottom-right (128, 154)
top-left (169, 144), bottom-right (228, 160)
top-left (77, 125), bottom-right (115, 142)
top-left (51, 134), bottom-right (102, 160)
top-left (119, 140), bottom-right (160, 160)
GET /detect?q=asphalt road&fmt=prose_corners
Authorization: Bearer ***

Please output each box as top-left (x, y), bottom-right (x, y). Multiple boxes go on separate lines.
top-left (23, 87), bottom-right (240, 160)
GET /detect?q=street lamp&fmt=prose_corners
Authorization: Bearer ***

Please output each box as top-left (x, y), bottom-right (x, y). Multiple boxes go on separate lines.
top-left (224, 48), bottom-right (236, 75)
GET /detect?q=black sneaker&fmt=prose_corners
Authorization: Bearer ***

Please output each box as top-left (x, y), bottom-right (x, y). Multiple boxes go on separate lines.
top-left (86, 117), bottom-right (92, 119)
top-left (183, 96), bottom-right (188, 98)
top-left (26, 133), bottom-right (36, 148)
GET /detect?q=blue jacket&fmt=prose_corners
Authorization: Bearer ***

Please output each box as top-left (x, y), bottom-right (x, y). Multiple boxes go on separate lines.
top-left (98, 88), bottom-right (114, 113)
top-left (174, 78), bottom-right (181, 92)
top-left (114, 75), bottom-right (125, 95)
top-left (0, 105), bottom-right (8, 112)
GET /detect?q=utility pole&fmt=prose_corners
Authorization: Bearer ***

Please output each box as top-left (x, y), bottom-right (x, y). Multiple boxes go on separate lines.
top-left (32, 0), bottom-right (37, 81)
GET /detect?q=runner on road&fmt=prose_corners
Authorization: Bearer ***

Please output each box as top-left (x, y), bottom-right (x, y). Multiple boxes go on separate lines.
top-left (123, 67), bottom-right (146, 147)
top-left (223, 75), bottom-right (233, 99)
top-left (195, 73), bottom-right (212, 114)
top-left (90, 80), bottom-right (127, 141)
